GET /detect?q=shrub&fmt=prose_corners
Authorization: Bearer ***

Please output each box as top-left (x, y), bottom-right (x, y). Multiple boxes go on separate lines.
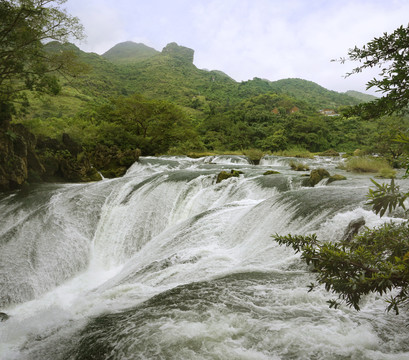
top-left (344, 156), bottom-right (392, 173)
top-left (377, 167), bottom-right (397, 179)
top-left (273, 146), bottom-right (313, 158)
top-left (289, 160), bottom-right (310, 171)
top-left (216, 169), bottom-right (243, 183)
top-left (242, 148), bottom-right (264, 163)
top-left (318, 149), bottom-right (340, 157)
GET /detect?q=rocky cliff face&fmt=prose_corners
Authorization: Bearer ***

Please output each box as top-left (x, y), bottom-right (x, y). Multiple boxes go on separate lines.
top-left (0, 124), bottom-right (45, 192)
top-left (161, 42), bottom-right (194, 63)
top-left (0, 124), bottom-right (140, 192)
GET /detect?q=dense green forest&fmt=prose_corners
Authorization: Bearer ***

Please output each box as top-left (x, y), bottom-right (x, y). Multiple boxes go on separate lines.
top-left (15, 40), bottom-right (408, 160)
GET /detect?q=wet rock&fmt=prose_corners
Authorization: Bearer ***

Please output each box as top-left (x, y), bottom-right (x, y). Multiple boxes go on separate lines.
top-left (263, 170), bottom-right (280, 175)
top-left (0, 312), bottom-right (9, 322)
top-left (216, 170), bottom-right (243, 183)
top-left (305, 168), bottom-right (330, 187)
top-left (89, 145), bottom-right (141, 178)
top-left (62, 133), bottom-right (82, 156)
top-left (327, 174), bottom-right (347, 184)
top-left (318, 149), bottom-right (340, 157)
top-left (343, 216), bottom-right (366, 242)
top-left (0, 124), bottom-right (45, 191)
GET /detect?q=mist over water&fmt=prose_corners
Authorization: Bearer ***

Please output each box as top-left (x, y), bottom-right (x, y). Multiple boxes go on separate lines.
top-left (1, 155), bottom-right (408, 359)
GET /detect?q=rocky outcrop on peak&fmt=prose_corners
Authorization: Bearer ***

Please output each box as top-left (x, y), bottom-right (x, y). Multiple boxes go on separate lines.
top-left (162, 42), bottom-right (194, 63)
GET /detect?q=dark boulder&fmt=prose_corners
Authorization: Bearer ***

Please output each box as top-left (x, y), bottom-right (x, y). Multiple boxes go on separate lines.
top-left (343, 217), bottom-right (366, 242)
top-left (263, 170), bottom-right (280, 175)
top-left (62, 133), bottom-right (82, 156)
top-left (0, 312), bottom-right (9, 322)
top-left (327, 174), bottom-right (347, 184)
top-left (304, 168), bottom-right (330, 187)
top-left (318, 149), bottom-right (340, 157)
top-left (216, 170), bottom-right (243, 183)
top-left (0, 124), bottom-right (45, 191)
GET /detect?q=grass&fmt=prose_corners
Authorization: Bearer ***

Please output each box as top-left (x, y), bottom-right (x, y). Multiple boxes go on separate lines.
top-left (342, 156), bottom-right (393, 174)
top-left (273, 146), bottom-right (314, 158)
top-left (186, 148), bottom-right (266, 161)
top-left (377, 167), bottom-right (397, 179)
top-left (289, 160), bottom-right (310, 171)
top-left (242, 148), bottom-right (265, 162)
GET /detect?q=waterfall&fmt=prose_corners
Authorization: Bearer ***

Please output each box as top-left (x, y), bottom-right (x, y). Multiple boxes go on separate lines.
top-left (1, 155), bottom-right (408, 359)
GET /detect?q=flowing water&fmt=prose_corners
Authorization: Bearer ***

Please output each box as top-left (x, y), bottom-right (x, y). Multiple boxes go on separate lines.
top-left (0, 155), bottom-right (408, 359)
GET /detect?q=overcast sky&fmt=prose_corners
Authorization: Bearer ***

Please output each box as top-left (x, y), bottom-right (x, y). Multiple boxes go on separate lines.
top-left (64, 0), bottom-right (409, 95)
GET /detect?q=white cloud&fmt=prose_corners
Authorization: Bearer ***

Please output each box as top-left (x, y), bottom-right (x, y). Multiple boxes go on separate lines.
top-left (65, 0), bottom-right (128, 54)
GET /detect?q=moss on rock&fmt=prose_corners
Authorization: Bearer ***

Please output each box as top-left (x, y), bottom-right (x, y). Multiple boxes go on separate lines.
top-left (216, 169), bottom-right (243, 183)
top-left (327, 174), bottom-right (347, 184)
top-left (306, 168), bottom-right (330, 187)
top-left (318, 149), bottom-right (340, 157)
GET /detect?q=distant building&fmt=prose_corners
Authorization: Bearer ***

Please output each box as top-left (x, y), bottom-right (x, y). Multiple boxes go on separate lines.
top-left (271, 107), bottom-right (279, 114)
top-left (290, 106), bottom-right (299, 113)
top-left (319, 109), bottom-right (339, 116)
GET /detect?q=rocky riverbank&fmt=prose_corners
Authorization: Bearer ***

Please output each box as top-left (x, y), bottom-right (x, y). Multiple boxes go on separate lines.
top-left (0, 123), bottom-right (140, 192)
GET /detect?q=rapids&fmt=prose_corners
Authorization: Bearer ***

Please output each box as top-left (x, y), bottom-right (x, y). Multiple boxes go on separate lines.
top-left (0, 155), bottom-right (408, 359)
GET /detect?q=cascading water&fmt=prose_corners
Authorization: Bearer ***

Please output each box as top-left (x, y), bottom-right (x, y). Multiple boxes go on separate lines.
top-left (1, 155), bottom-right (408, 359)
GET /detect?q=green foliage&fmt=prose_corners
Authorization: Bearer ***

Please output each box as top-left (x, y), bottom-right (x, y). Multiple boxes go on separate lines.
top-left (91, 94), bottom-right (201, 155)
top-left (12, 34), bottom-right (409, 157)
top-left (327, 174), bottom-right (347, 184)
top-left (307, 168), bottom-right (331, 187)
top-left (377, 167), bottom-right (397, 179)
top-left (318, 149), bottom-right (340, 157)
top-left (0, 0), bottom-right (84, 124)
top-left (242, 148), bottom-right (264, 163)
top-left (367, 178), bottom-right (406, 217)
top-left (273, 147), bottom-right (314, 158)
top-left (272, 23), bottom-right (409, 316)
top-left (289, 161), bottom-right (310, 171)
top-left (342, 156), bottom-right (393, 173)
top-left (344, 90), bottom-right (378, 103)
top-left (273, 221), bottom-right (409, 314)
top-left (102, 41), bottom-right (159, 65)
top-left (340, 24), bottom-right (409, 117)
top-left (216, 170), bottom-right (243, 183)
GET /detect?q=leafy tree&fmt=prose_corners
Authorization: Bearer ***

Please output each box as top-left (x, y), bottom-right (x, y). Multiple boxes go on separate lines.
top-left (273, 221), bottom-right (409, 314)
top-left (0, 0), bottom-right (84, 125)
top-left (274, 24), bottom-right (409, 314)
top-left (369, 115), bottom-right (409, 164)
top-left (95, 94), bottom-right (200, 155)
top-left (338, 24), bottom-right (409, 118)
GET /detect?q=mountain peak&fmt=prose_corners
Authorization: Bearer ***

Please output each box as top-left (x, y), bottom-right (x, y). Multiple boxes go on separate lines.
top-left (102, 41), bottom-right (159, 64)
top-left (161, 42), bottom-right (194, 63)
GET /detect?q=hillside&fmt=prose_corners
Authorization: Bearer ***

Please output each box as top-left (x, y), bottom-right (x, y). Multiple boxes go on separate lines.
top-left (102, 41), bottom-right (159, 64)
top-left (344, 90), bottom-right (378, 103)
top-left (245, 78), bottom-right (361, 109)
top-left (14, 40), bottom-right (395, 158)
top-left (23, 41), bottom-right (374, 122)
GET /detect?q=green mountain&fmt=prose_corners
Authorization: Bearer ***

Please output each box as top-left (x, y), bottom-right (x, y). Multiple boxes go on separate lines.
top-left (102, 41), bottom-right (159, 64)
top-left (344, 90), bottom-right (378, 103)
top-left (265, 78), bottom-right (361, 109)
top-left (27, 41), bottom-right (374, 121)
top-left (17, 40), bottom-right (391, 158)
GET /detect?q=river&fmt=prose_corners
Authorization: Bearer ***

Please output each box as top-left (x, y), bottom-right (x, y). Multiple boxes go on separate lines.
top-left (0, 155), bottom-right (408, 359)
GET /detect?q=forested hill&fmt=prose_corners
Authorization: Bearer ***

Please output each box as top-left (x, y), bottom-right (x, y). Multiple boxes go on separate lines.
top-left (28, 41), bottom-right (369, 121)
top-left (344, 90), bottom-right (378, 103)
top-left (8, 40), bottom-right (404, 192)
top-left (102, 41), bottom-right (159, 64)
